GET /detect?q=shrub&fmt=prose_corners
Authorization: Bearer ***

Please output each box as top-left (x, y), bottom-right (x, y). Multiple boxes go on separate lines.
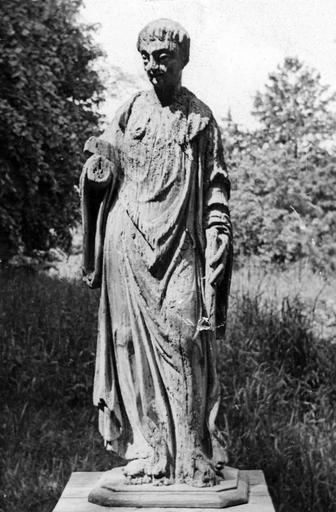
top-left (0, 0), bottom-right (104, 258)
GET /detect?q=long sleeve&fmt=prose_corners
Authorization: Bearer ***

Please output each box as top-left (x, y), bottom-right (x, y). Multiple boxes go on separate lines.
top-left (80, 121), bottom-right (121, 287)
top-left (203, 117), bottom-right (232, 239)
top-left (201, 116), bottom-right (233, 333)
top-left (80, 96), bottom-right (139, 286)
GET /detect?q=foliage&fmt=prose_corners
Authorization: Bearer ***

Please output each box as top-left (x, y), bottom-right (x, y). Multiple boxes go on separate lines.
top-left (229, 144), bottom-right (336, 269)
top-left (0, 0), bottom-right (104, 258)
top-left (221, 58), bottom-right (336, 272)
top-left (1, 269), bottom-right (336, 511)
top-left (252, 57), bottom-right (336, 156)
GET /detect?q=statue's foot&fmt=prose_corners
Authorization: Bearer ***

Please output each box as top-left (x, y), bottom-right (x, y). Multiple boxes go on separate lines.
top-left (123, 458), bottom-right (152, 484)
top-left (123, 452), bottom-right (170, 485)
top-left (182, 450), bottom-right (224, 488)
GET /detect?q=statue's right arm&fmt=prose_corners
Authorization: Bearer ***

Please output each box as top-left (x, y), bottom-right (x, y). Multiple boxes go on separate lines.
top-left (80, 137), bottom-right (119, 289)
top-left (80, 93), bottom-right (141, 288)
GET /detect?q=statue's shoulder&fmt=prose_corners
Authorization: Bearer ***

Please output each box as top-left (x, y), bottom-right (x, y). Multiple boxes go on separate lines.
top-left (102, 92), bottom-right (144, 142)
top-left (114, 91), bottom-right (144, 132)
top-left (181, 88), bottom-right (214, 140)
top-left (183, 88), bottom-right (213, 120)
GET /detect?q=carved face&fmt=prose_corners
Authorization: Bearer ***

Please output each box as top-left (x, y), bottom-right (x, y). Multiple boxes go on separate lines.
top-left (140, 40), bottom-right (184, 91)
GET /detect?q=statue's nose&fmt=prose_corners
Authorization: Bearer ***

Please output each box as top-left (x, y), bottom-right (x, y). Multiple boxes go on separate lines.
top-left (148, 56), bottom-right (159, 70)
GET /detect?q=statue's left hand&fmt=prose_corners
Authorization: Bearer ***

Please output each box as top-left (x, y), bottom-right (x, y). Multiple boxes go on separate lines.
top-left (205, 226), bottom-right (230, 286)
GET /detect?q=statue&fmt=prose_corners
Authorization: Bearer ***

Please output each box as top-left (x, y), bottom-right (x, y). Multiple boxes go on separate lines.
top-left (81, 18), bottom-right (233, 490)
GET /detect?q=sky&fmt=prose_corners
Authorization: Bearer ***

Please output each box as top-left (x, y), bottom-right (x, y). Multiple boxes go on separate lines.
top-left (82, 0), bottom-right (336, 128)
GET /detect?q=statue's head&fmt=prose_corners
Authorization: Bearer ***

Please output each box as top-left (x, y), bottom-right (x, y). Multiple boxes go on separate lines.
top-left (137, 19), bottom-right (190, 91)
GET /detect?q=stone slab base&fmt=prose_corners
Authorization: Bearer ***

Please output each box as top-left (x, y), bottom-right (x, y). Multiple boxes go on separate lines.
top-left (53, 469), bottom-right (275, 512)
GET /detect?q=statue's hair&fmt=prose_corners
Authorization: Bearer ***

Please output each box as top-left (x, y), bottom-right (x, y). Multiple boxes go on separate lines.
top-left (137, 18), bottom-right (190, 66)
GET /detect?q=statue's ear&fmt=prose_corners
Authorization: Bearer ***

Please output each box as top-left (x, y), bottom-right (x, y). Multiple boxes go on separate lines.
top-left (182, 55), bottom-right (189, 69)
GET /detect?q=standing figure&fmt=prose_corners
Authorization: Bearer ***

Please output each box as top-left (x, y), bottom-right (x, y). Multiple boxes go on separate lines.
top-left (81, 18), bottom-right (232, 487)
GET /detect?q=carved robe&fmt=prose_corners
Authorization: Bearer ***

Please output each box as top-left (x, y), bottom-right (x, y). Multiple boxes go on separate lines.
top-left (81, 87), bottom-right (232, 482)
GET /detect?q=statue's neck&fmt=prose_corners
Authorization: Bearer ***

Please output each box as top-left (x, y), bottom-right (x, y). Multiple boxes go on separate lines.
top-left (153, 82), bottom-right (182, 107)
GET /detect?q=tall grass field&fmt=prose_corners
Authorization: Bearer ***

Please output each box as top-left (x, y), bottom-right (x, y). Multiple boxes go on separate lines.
top-left (0, 264), bottom-right (335, 512)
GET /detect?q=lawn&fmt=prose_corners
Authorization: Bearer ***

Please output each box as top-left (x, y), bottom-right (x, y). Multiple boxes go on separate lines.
top-left (0, 265), bottom-right (335, 512)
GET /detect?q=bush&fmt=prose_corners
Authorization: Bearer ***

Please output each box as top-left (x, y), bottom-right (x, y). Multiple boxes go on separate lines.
top-left (225, 141), bottom-right (336, 272)
top-left (0, 0), bottom-right (104, 258)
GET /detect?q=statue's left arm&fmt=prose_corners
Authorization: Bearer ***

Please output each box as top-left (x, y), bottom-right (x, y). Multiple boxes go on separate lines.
top-left (203, 117), bottom-right (233, 329)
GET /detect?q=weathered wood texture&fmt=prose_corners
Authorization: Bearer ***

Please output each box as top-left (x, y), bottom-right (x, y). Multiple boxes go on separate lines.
top-left (80, 18), bottom-right (233, 487)
top-left (53, 470), bottom-right (275, 511)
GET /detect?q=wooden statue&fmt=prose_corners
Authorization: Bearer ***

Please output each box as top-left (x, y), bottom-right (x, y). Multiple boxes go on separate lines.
top-left (81, 18), bottom-right (233, 489)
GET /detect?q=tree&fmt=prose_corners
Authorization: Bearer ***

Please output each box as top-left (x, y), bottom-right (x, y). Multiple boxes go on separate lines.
top-left (220, 110), bottom-right (253, 167)
top-left (253, 57), bottom-right (336, 157)
top-left (230, 143), bottom-right (336, 269)
top-left (0, 0), bottom-right (104, 259)
top-left (221, 57), bottom-right (336, 272)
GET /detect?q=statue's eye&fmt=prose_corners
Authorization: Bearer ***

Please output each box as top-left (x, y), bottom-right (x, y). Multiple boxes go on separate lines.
top-left (141, 53), bottom-right (149, 63)
top-left (159, 53), bottom-right (170, 62)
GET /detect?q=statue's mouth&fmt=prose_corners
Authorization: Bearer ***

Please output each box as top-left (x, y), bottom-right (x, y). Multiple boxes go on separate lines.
top-left (149, 75), bottom-right (166, 87)
top-left (149, 70), bottom-right (164, 79)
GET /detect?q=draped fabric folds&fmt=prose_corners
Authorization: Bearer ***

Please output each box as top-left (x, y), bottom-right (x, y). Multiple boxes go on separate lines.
top-left (81, 87), bottom-right (232, 482)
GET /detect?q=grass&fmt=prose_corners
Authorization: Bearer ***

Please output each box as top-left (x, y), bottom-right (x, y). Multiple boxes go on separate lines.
top-left (0, 271), bottom-right (112, 512)
top-left (0, 265), bottom-right (336, 511)
top-left (221, 292), bottom-right (336, 511)
top-left (232, 258), bottom-right (336, 342)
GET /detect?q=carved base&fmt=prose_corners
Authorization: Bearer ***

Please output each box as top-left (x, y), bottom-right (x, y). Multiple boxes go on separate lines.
top-left (53, 469), bottom-right (276, 511)
top-left (88, 466), bottom-right (248, 508)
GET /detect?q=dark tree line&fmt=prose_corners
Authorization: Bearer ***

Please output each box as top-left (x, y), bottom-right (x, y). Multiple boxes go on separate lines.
top-left (1, 9), bottom-right (335, 275)
top-left (0, 0), bottom-right (104, 259)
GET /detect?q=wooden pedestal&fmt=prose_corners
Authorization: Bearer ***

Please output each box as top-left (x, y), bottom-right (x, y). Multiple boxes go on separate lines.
top-left (53, 469), bottom-right (275, 512)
